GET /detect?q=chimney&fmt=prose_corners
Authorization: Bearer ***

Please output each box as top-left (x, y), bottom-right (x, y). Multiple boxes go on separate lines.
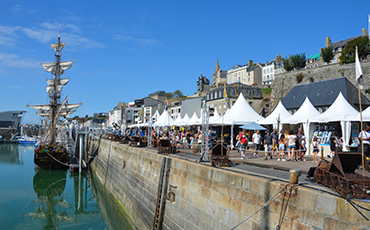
top-left (276, 54), bottom-right (282, 63)
top-left (232, 66), bottom-right (235, 69)
top-left (248, 60), bottom-right (253, 67)
top-left (325, 36), bottom-right (331, 48)
top-left (362, 28), bottom-right (368, 37)
top-left (266, 60), bottom-right (268, 65)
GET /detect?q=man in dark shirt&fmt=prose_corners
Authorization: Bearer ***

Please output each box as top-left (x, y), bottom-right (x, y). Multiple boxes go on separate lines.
top-left (223, 133), bottom-right (231, 149)
top-left (264, 130), bottom-right (273, 160)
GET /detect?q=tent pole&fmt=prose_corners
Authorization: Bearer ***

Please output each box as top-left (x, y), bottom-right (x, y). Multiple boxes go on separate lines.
top-left (358, 81), bottom-right (365, 177)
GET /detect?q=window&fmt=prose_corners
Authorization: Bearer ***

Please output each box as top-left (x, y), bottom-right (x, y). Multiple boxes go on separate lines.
top-left (178, 108), bottom-right (181, 113)
top-left (207, 94), bottom-right (210, 100)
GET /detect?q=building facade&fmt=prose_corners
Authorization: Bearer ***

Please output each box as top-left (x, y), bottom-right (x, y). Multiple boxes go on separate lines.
top-left (205, 83), bottom-right (263, 115)
top-left (226, 60), bottom-right (263, 86)
top-left (262, 55), bottom-right (284, 85)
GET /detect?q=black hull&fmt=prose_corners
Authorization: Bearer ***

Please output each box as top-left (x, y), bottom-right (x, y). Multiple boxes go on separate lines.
top-left (34, 145), bottom-right (70, 170)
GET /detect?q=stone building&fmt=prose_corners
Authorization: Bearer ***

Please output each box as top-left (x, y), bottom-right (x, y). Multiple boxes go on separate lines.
top-left (226, 60), bottom-right (263, 86)
top-left (306, 53), bottom-right (322, 69)
top-left (211, 60), bottom-right (227, 88)
top-left (196, 74), bottom-right (210, 97)
top-left (148, 90), bottom-right (166, 102)
top-left (323, 28), bottom-right (368, 64)
top-left (205, 83), bottom-right (263, 115)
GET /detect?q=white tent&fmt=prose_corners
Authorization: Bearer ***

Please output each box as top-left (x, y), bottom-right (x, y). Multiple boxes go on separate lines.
top-left (176, 113), bottom-right (190, 126)
top-left (282, 97), bottom-right (320, 154)
top-left (210, 109), bottom-right (221, 123)
top-left (347, 105), bottom-right (370, 121)
top-left (217, 93), bottom-right (263, 125)
top-left (154, 110), bottom-right (174, 127)
top-left (310, 92), bottom-right (359, 123)
top-left (310, 92), bottom-right (359, 151)
top-left (259, 101), bottom-right (291, 130)
top-left (189, 112), bottom-right (200, 125)
top-left (172, 115), bottom-right (183, 126)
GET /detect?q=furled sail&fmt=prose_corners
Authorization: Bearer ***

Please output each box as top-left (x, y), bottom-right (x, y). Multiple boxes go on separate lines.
top-left (51, 42), bottom-right (66, 52)
top-left (47, 78), bottom-right (69, 86)
top-left (38, 110), bottom-right (77, 117)
top-left (61, 103), bottom-right (82, 110)
top-left (42, 60), bottom-right (75, 75)
top-left (28, 105), bottom-right (51, 110)
top-left (46, 85), bottom-right (63, 94)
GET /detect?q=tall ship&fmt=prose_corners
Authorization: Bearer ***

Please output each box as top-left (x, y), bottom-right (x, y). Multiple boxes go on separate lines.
top-left (27, 27), bottom-right (82, 170)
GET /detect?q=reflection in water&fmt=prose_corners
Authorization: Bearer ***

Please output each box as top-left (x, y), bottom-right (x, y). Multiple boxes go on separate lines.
top-left (28, 169), bottom-right (70, 229)
top-left (0, 143), bottom-right (32, 165)
top-left (27, 169), bottom-right (103, 230)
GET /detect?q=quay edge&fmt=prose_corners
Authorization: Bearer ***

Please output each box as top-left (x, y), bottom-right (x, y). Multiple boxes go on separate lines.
top-left (87, 135), bottom-right (370, 230)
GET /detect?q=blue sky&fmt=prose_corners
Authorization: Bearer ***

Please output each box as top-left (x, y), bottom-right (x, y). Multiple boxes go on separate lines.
top-left (0, 0), bottom-right (369, 123)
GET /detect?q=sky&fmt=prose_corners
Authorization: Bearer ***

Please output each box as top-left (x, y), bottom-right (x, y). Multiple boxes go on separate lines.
top-left (0, 0), bottom-right (369, 123)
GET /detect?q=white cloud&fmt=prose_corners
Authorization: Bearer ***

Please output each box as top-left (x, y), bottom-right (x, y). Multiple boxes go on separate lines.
top-left (9, 85), bottom-right (23, 88)
top-left (61, 9), bottom-right (83, 22)
top-left (10, 4), bottom-right (37, 15)
top-left (114, 34), bottom-right (162, 47)
top-left (0, 24), bottom-right (103, 49)
top-left (20, 28), bottom-right (56, 43)
top-left (0, 52), bottom-right (39, 69)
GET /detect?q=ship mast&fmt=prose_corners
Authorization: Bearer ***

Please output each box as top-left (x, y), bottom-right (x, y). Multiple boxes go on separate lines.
top-left (50, 24), bottom-right (62, 145)
top-left (27, 23), bottom-right (81, 145)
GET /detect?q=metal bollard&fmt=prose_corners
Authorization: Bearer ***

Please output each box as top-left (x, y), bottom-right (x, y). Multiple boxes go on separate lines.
top-left (289, 169), bottom-right (302, 184)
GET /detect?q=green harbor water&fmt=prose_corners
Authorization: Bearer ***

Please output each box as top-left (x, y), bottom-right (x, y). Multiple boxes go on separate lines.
top-left (0, 143), bottom-right (133, 230)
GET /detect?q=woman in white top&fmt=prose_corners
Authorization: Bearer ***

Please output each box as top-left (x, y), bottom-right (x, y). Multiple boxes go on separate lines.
top-left (287, 130), bottom-right (297, 161)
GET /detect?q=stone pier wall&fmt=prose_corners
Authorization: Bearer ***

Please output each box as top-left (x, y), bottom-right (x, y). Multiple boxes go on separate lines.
top-left (87, 135), bottom-right (370, 230)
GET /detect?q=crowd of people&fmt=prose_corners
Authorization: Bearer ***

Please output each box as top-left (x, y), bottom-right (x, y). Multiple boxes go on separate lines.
top-left (121, 126), bottom-right (347, 163)
top-left (235, 128), bottom-right (332, 163)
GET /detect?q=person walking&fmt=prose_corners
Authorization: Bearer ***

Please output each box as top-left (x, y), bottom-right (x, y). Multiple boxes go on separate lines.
top-left (271, 129), bottom-right (278, 157)
top-left (297, 129), bottom-right (304, 159)
top-left (358, 125), bottom-right (370, 158)
top-left (277, 135), bottom-right (286, 161)
top-left (235, 131), bottom-right (242, 154)
top-left (252, 130), bottom-right (262, 158)
top-left (264, 130), bottom-right (273, 160)
top-left (300, 136), bottom-right (307, 161)
top-left (287, 130), bottom-right (297, 161)
top-left (240, 129), bottom-right (248, 159)
top-left (312, 136), bottom-right (319, 163)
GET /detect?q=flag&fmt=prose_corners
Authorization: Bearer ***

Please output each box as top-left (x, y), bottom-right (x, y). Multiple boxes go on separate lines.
top-left (356, 47), bottom-right (363, 90)
top-left (224, 83), bottom-right (229, 106)
top-left (165, 99), bottom-right (169, 110)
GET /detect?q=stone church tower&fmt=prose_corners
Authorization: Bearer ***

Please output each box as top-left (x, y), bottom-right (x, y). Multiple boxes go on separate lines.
top-left (212, 60), bottom-right (227, 88)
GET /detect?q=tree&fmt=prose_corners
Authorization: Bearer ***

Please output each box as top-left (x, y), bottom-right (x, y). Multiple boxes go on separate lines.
top-left (290, 53), bottom-right (306, 70)
top-left (173, 90), bottom-right (184, 98)
top-left (283, 53), bottom-right (306, 71)
top-left (283, 57), bottom-right (293, 71)
top-left (165, 92), bottom-right (173, 99)
top-left (321, 46), bottom-right (334, 63)
top-left (339, 36), bottom-right (370, 64)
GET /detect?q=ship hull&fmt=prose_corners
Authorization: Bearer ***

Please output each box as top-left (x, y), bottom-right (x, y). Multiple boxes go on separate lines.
top-left (34, 144), bottom-right (70, 170)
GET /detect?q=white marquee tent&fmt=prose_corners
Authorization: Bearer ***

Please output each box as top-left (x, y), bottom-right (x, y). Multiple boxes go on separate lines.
top-left (154, 110), bottom-right (174, 127)
top-left (259, 101), bottom-right (291, 130)
top-left (176, 113), bottom-right (190, 126)
top-left (282, 97), bottom-right (320, 154)
top-left (309, 92), bottom-right (359, 151)
top-left (172, 115), bottom-right (183, 126)
top-left (189, 112), bottom-right (200, 125)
